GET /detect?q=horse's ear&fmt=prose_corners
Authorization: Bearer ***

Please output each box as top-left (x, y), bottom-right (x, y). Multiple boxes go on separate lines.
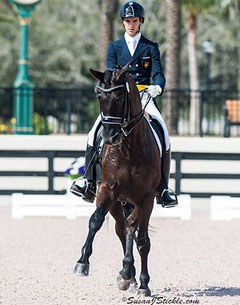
top-left (117, 63), bottom-right (129, 80)
top-left (89, 68), bottom-right (105, 83)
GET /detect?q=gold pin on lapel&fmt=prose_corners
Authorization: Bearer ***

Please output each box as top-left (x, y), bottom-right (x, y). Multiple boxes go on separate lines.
top-left (144, 61), bottom-right (150, 68)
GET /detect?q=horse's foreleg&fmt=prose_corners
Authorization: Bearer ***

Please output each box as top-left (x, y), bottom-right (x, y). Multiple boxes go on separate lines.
top-left (73, 202), bottom-right (107, 276)
top-left (110, 204), bottom-right (138, 292)
top-left (136, 228), bottom-right (151, 296)
top-left (117, 211), bottom-right (138, 291)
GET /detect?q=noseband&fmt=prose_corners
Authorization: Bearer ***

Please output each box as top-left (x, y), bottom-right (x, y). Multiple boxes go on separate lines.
top-left (96, 82), bottom-right (148, 137)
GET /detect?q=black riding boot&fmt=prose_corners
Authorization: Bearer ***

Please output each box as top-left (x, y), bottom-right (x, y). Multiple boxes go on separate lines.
top-left (156, 148), bottom-right (178, 208)
top-left (70, 144), bottom-right (97, 203)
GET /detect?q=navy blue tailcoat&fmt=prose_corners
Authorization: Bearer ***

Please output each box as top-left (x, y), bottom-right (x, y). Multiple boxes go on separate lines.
top-left (106, 34), bottom-right (166, 90)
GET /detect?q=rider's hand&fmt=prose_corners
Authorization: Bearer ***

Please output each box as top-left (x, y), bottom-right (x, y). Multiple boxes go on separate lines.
top-left (147, 85), bottom-right (162, 98)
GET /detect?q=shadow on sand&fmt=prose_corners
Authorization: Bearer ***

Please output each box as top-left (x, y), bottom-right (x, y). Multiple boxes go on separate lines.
top-left (182, 286), bottom-right (240, 297)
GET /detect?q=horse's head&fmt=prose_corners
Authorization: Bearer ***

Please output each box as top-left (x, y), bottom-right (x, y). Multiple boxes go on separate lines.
top-left (90, 65), bottom-right (135, 145)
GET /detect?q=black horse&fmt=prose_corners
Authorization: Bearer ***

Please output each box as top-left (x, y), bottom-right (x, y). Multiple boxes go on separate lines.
top-left (73, 65), bottom-right (161, 296)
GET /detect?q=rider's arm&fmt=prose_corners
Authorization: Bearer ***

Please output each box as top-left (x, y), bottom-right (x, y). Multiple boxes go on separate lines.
top-left (106, 42), bottom-right (117, 69)
top-left (150, 42), bottom-right (166, 94)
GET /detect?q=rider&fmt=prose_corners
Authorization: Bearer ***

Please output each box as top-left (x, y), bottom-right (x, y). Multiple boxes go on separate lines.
top-left (71, 1), bottom-right (177, 208)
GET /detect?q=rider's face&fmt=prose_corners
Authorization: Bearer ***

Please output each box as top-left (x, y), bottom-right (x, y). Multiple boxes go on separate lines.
top-left (123, 17), bottom-right (142, 37)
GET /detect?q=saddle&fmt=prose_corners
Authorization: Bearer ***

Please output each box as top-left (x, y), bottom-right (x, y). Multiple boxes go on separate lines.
top-left (148, 117), bottom-right (166, 153)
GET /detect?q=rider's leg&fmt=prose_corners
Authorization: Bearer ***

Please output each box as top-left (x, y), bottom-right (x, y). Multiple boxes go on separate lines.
top-left (156, 145), bottom-right (178, 207)
top-left (70, 144), bottom-right (97, 203)
top-left (70, 115), bottom-right (101, 203)
top-left (141, 93), bottom-right (170, 150)
top-left (141, 93), bottom-right (177, 207)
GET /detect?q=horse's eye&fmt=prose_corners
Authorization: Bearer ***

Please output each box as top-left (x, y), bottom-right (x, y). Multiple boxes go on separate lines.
top-left (117, 98), bottom-right (121, 103)
top-left (117, 97), bottom-right (123, 103)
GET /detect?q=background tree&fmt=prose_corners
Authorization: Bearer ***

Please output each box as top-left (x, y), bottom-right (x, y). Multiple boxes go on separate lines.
top-left (0, 1), bottom-right (18, 85)
top-left (182, 0), bottom-right (220, 135)
top-left (0, 0), bottom-right (16, 17)
top-left (164, 0), bottom-right (182, 135)
top-left (99, 0), bottom-right (119, 71)
top-left (238, 0), bottom-right (240, 91)
top-left (0, 0), bottom-right (239, 91)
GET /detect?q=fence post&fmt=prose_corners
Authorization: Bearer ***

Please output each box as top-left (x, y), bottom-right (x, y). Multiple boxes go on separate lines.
top-left (199, 91), bottom-right (204, 137)
top-left (174, 152), bottom-right (182, 195)
top-left (43, 89), bottom-right (49, 135)
top-left (66, 97), bottom-right (71, 135)
top-left (47, 151), bottom-right (55, 194)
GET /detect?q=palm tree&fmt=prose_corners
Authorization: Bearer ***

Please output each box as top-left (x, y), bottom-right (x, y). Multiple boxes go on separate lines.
top-left (99, 0), bottom-right (119, 71)
top-left (184, 3), bottom-right (200, 135)
top-left (164, 0), bottom-right (182, 135)
top-left (219, 0), bottom-right (240, 91)
top-left (182, 0), bottom-right (218, 135)
top-left (238, 0), bottom-right (240, 92)
top-left (0, 0), bottom-right (17, 20)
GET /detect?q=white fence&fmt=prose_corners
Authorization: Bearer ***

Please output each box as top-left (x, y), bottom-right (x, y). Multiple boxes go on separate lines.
top-left (210, 196), bottom-right (240, 221)
top-left (11, 193), bottom-right (191, 220)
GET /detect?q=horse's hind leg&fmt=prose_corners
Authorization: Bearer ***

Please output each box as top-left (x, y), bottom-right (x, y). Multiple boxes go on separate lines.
top-left (136, 209), bottom-right (152, 297)
top-left (110, 204), bottom-right (138, 292)
top-left (73, 202), bottom-right (107, 276)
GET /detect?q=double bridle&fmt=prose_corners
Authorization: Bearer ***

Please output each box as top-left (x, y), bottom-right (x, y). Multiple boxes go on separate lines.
top-left (96, 82), bottom-right (149, 137)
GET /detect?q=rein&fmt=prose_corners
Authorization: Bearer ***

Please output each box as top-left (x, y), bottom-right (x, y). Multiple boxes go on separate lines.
top-left (96, 83), bottom-right (151, 137)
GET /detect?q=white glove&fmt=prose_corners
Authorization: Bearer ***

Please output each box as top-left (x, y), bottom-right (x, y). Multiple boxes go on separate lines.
top-left (147, 85), bottom-right (162, 98)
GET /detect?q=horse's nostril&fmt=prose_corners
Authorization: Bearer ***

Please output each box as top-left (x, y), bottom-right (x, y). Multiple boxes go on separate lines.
top-left (112, 132), bottom-right (120, 141)
top-left (103, 131), bottom-right (121, 145)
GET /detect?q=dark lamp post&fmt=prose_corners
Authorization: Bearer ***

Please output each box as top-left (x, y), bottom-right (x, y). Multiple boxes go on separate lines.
top-left (202, 39), bottom-right (214, 90)
top-left (9, 0), bottom-right (42, 134)
top-left (202, 39), bottom-right (214, 135)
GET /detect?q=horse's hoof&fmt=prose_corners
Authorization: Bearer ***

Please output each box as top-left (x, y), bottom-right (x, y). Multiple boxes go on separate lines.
top-left (73, 262), bottom-right (89, 276)
top-left (116, 273), bottom-right (131, 291)
top-left (128, 281), bottom-right (138, 293)
top-left (137, 288), bottom-right (151, 297)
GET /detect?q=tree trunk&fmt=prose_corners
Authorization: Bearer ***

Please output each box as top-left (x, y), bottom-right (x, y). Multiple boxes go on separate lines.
top-left (187, 9), bottom-right (200, 135)
top-left (164, 0), bottom-right (182, 135)
top-left (2, 0), bottom-right (17, 16)
top-left (238, 0), bottom-right (240, 92)
top-left (99, 0), bottom-right (119, 71)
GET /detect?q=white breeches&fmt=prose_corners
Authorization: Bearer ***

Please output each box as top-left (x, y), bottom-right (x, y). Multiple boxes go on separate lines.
top-left (88, 115), bottom-right (102, 147)
top-left (141, 92), bottom-right (170, 150)
top-left (87, 92), bottom-right (170, 150)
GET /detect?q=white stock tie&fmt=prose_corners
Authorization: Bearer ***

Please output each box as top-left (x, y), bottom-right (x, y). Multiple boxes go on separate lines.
top-left (128, 39), bottom-right (136, 56)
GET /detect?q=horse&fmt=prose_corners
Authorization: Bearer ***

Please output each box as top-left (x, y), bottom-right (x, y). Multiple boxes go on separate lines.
top-left (73, 64), bottom-right (161, 297)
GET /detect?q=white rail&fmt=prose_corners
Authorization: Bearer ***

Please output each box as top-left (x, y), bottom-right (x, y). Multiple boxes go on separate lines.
top-left (11, 193), bottom-right (191, 220)
top-left (210, 195), bottom-right (240, 221)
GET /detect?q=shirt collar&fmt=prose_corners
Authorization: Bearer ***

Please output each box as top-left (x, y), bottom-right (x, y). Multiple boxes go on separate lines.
top-left (124, 32), bottom-right (141, 45)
